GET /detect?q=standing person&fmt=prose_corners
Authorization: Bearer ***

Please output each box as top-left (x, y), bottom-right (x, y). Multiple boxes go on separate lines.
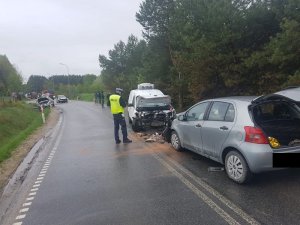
top-left (101, 91), bottom-right (105, 108)
top-left (106, 93), bottom-right (110, 107)
top-left (94, 92), bottom-right (97, 103)
top-left (109, 88), bottom-right (132, 144)
top-left (95, 91), bottom-right (100, 104)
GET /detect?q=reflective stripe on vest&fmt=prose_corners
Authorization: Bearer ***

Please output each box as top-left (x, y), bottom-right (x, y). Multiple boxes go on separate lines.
top-left (109, 94), bottom-right (124, 114)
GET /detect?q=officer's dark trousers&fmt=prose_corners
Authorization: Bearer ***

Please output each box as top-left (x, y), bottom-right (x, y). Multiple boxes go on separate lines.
top-left (113, 114), bottom-right (128, 142)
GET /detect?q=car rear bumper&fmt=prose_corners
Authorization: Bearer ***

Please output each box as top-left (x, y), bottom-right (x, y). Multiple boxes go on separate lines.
top-left (239, 143), bottom-right (300, 173)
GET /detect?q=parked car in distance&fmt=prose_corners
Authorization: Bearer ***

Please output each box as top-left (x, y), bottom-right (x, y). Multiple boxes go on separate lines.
top-left (128, 83), bottom-right (175, 131)
top-left (57, 95), bottom-right (68, 103)
top-left (36, 96), bottom-right (55, 109)
top-left (170, 88), bottom-right (300, 184)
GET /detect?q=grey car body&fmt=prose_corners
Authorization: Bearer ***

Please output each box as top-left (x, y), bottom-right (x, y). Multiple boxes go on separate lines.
top-left (57, 95), bottom-right (68, 103)
top-left (171, 87), bottom-right (300, 183)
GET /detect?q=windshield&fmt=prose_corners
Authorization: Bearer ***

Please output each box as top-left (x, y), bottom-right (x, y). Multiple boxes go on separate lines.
top-left (138, 101), bottom-right (168, 108)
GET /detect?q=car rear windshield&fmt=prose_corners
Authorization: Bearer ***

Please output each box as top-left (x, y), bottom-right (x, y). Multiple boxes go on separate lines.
top-left (253, 101), bottom-right (300, 122)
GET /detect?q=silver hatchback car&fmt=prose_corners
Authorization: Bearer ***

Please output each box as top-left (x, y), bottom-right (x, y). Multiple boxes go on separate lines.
top-left (170, 87), bottom-right (300, 183)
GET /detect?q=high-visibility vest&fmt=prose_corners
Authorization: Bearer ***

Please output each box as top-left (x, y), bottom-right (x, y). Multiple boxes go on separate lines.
top-left (109, 94), bottom-right (124, 114)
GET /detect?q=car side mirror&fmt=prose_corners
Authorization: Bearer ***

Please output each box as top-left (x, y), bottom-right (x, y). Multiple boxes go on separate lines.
top-left (177, 114), bottom-right (186, 121)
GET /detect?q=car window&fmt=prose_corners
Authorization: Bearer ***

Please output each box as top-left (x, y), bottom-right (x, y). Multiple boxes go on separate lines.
top-left (208, 102), bottom-right (230, 121)
top-left (186, 102), bottom-right (209, 121)
top-left (255, 102), bottom-right (300, 121)
top-left (224, 104), bottom-right (235, 122)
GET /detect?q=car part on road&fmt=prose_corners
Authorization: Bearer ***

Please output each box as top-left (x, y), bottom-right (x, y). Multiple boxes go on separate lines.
top-left (208, 167), bottom-right (225, 172)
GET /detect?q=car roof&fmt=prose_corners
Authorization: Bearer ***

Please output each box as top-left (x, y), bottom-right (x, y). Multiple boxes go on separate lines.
top-left (275, 87), bottom-right (300, 101)
top-left (206, 96), bottom-right (257, 103)
top-left (131, 89), bottom-right (165, 98)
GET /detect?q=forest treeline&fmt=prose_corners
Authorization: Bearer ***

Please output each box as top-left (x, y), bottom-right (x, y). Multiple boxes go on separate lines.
top-left (25, 74), bottom-right (103, 98)
top-left (99, 0), bottom-right (300, 111)
top-left (0, 55), bottom-right (23, 96)
top-left (0, 56), bottom-right (102, 99)
top-left (1, 0), bottom-right (299, 110)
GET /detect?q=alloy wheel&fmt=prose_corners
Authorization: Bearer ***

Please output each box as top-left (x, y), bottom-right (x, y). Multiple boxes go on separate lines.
top-left (226, 155), bottom-right (244, 180)
top-left (171, 132), bottom-right (180, 150)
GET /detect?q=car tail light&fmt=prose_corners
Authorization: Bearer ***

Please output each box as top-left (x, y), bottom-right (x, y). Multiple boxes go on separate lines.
top-left (244, 126), bottom-right (269, 144)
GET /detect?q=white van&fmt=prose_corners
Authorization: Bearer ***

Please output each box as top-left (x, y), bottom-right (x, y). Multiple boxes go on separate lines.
top-left (128, 83), bottom-right (175, 131)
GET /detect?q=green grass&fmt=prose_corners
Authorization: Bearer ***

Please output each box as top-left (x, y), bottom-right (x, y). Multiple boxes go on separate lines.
top-left (78, 93), bottom-right (94, 102)
top-left (0, 102), bottom-right (50, 163)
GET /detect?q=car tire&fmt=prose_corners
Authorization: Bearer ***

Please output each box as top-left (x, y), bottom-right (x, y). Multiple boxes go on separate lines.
top-left (171, 131), bottom-right (183, 151)
top-left (225, 151), bottom-right (252, 184)
top-left (132, 120), bottom-right (140, 132)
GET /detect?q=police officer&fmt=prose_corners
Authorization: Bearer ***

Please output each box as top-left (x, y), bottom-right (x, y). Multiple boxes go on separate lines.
top-left (109, 88), bottom-right (132, 144)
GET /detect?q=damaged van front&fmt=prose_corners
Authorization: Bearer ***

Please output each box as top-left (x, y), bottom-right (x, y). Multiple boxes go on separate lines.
top-left (128, 83), bottom-right (175, 132)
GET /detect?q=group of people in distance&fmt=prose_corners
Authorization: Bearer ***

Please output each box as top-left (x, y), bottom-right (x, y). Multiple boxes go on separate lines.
top-left (94, 91), bottom-right (106, 107)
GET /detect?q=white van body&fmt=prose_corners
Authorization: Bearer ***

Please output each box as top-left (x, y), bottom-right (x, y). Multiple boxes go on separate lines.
top-left (128, 84), bottom-right (175, 131)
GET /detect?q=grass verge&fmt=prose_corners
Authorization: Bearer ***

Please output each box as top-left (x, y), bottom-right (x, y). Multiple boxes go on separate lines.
top-left (78, 93), bottom-right (94, 102)
top-left (0, 102), bottom-right (50, 163)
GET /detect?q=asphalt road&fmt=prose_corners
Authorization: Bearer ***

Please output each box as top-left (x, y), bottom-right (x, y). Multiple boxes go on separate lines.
top-left (1, 101), bottom-right (300, 225)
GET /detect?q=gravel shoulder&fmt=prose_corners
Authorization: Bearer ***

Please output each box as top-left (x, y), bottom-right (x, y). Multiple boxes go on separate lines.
top-left (0, 107), bottom-right (60, 194)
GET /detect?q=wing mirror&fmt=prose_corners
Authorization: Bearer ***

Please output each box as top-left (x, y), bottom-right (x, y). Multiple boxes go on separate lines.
top-left (177, 114), bottom-right (187, 121)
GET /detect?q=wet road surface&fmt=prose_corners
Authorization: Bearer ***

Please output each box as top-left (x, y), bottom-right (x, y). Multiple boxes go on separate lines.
top-left (1, 101), bottom-right (300, 225)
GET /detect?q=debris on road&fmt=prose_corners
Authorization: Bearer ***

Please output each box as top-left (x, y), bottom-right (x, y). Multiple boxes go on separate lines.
top-left (140, 132), bottom-right (165, 144)
top-left (208, 167), bottom-right (225, 172)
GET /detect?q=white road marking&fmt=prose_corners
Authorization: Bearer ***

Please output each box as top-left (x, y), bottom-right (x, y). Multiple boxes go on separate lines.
top-left (153, 154), bottom-right (240, 225)
top-left (159, 154), bottom-right (260, 225)
top-left (23, 202), bottom-right (32, 207)
top-left (13, 222), bottom-right (23, 225)
top-left (12, 116), bottom-right (65, 225)
top-left (16, 214), bottom-right (26, 220)
top-left (19, 208), bottom-right (29, 213)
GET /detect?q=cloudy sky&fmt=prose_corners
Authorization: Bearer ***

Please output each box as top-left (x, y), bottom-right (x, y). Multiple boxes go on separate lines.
top-left (0, 0), bottom-right (143, 81)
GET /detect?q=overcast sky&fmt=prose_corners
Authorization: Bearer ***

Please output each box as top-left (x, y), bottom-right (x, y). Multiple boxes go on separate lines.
top-left (0, 0), bottom-right (143, 82)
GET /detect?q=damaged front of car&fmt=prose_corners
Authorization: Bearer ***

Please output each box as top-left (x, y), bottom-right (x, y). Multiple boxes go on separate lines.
top-left (132, 95), bottom-right (176, 131)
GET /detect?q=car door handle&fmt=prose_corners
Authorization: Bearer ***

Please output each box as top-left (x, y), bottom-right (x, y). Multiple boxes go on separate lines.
top-left (195, 124), bottom-right (202, 128)
top-left (219, 126), bottom-right (228, 130)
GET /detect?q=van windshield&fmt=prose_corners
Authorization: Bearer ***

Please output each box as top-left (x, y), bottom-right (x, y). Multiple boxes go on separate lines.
top-left (138, 102), bottom-right (168, 108)
top-left (136, 99), bottom-right (170, 111)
